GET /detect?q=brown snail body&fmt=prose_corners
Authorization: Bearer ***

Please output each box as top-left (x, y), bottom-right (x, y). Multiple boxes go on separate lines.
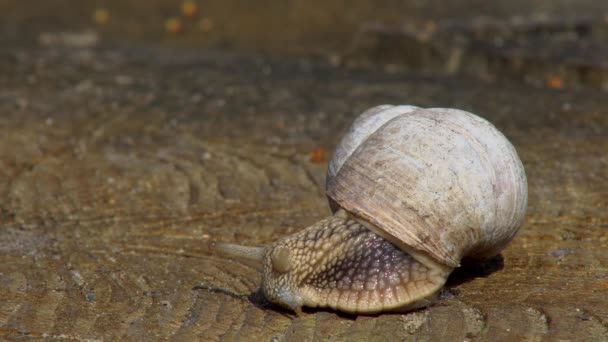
top-left (216, 105), bottom-right (528, 314)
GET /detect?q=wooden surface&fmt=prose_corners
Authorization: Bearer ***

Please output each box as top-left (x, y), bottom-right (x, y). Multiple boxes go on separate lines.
top-left (0, 44), bottom-right (607, 341)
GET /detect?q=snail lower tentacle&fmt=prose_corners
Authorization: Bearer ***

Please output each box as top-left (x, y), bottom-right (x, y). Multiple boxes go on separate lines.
top-left (261, 210), bottom-right (452, 314)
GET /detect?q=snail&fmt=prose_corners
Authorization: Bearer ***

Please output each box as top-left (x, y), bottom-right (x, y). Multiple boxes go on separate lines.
top-left (214, 105), bottom-right (528, 314)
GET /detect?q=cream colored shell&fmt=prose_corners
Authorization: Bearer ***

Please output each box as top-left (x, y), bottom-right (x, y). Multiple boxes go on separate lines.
top-left (326, 105), bottom-right (528, 268)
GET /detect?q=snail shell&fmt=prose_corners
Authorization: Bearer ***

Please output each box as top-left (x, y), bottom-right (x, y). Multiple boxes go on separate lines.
top-left (327, 105), bottom-right (528, 268)
top-left (215, 105), bottom-right (528, 314)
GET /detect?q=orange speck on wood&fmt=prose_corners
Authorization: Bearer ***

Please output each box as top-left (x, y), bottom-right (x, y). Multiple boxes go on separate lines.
top-left (547, 76), bottom-right (564, 89)
top-left (181, 1), bottom-right (199, 18)
top-left (310, 148), bottom-right (326, 163)
top-left (93, 8), bottom-right (110, 25)
top-left (199, 18), bottom-right (214, 32)
top-left (165, 17), bottom-right (183, 34)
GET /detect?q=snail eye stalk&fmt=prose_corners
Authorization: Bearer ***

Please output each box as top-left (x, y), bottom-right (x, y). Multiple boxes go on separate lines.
top-left (213, 242), bottom-right (266, 268)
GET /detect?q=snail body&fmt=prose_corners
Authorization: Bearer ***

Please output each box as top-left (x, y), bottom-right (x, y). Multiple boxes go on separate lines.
top-left (216, 105), bottom-right (528, 314)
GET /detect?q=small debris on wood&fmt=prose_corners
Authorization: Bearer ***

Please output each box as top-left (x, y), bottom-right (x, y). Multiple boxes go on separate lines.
top-left (309, 148), bottom-right (326, 163)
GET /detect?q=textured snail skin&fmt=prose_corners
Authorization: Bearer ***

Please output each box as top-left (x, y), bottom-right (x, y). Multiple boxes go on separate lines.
top-left (261, 210), bottom-right (450, 314)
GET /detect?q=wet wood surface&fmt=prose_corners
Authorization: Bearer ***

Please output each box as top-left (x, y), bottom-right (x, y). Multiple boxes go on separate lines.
top-left (0, 45), bottom-right (607, 341)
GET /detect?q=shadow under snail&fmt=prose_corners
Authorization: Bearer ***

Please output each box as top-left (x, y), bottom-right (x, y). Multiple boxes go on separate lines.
top-left (214, 105), bottom-right (528, 314)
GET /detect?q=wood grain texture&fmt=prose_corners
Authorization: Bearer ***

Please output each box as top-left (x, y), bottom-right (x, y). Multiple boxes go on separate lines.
top-left (0, 45), bottom-right (607, 341)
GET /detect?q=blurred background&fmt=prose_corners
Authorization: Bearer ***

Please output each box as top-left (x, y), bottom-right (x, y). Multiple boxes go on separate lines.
top-left (3, 0), bottom-right (608, 92)
top-left (2, 2), bottom-right (608, 341)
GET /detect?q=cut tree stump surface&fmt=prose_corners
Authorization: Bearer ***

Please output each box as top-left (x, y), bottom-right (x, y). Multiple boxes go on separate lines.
top-left (0, 45), bottom-right (607, 341)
